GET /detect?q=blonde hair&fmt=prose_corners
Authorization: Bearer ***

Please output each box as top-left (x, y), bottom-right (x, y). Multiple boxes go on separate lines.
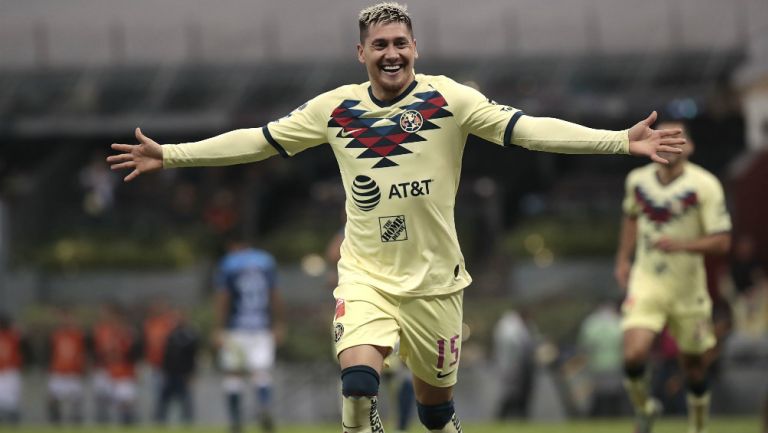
top-left (358, 2), bottom-right (413, 42)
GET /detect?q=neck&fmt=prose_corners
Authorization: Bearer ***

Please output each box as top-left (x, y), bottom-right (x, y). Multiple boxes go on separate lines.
top-left (657, 161), bottom-right (685, 184)
top-left (370, 74), bottom-right (415, 102)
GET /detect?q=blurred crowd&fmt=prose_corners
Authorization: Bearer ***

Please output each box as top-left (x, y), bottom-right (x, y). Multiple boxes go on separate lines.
top-left (0, 300), bottom-right (199, 426)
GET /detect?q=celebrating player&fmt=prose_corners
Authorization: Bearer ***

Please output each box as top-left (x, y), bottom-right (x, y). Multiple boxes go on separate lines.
top-left (614, 120), bottom-right (731, 433)
top-left (109, 3), bottom-right (685, 432)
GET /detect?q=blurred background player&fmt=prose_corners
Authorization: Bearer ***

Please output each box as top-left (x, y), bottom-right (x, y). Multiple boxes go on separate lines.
top-left (213, 237), bottom-right (284, 433)
top-left (46, 306), bottom-right (87, 425)
top-left (492, 308), bottom-right (535, 420)
top-left (614, 120), bottom-right (732, 433)
top-left (574, 298), bottom-right (625, 418)
top-left (154, 307), bottom-right (200, 425)
top-left (0, 312), bottom-right (26, 425)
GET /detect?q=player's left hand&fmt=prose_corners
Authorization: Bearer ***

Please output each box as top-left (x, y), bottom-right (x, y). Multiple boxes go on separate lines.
top-left (627, 111), bottom-right (686, 164)
top-left (653, 236), bottom-right (686, 253)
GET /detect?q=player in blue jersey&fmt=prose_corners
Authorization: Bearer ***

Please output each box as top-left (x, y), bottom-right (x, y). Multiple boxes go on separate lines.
top-left (213, 238), bottom-right (285, 433)
top-left (109, 3), bottom-right (686, 432)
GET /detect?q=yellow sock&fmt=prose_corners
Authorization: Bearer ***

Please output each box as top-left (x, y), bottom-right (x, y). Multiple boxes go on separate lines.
top-left (342, 395), bottom-right (384, 433)
top-left (624, 377), bottom-right (650, 414)
top-left (428, 413), bottom-right (463, 433)
top-left (687, 392), bottom-right (710, 433)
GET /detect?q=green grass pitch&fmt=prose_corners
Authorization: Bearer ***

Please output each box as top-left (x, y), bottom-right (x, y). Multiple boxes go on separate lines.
top-left (8, 417), bottom-right (759, 433)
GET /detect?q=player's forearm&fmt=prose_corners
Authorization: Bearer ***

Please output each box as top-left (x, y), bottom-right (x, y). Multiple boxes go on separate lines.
top-left (680, 232), bottom-right (731, 255)
top-left (512, 116), bottom-right (629, 155)
top-left (615, 216), bottom-right (637, 263)
top-left (163, 128), bottom-right (278, 168)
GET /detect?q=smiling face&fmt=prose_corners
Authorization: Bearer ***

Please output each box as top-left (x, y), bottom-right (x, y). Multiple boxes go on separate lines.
top-left (358, 21), bottom-right (418, 102)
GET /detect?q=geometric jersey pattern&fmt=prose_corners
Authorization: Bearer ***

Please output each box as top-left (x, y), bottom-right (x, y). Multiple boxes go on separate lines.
top-left (327, 90), bottom-right (453, 168)
top-left (635, 185), bottom-right (699, 228)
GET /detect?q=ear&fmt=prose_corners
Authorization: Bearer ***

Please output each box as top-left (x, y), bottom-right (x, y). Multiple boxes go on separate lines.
top-left (413, 38), bottom-right (418, 59)
top-left (357, 43), bottom-right (366, 64)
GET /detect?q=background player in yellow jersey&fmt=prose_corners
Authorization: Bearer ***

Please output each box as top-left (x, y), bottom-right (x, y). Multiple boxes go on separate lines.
top-left (614, 121), bottom-right (732, 433)
top-left (109, 3), bottom-right (687, 432)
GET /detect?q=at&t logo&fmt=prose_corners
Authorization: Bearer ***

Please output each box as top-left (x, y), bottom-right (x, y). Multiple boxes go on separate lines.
top-left (352, 175), bottom-right (381, 211)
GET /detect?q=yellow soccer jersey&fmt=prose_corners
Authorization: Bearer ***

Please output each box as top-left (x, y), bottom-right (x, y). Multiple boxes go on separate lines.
top-left (623, 162), bottom-right (731, 294)
top-left (164, 73), bottom-right (629, 297)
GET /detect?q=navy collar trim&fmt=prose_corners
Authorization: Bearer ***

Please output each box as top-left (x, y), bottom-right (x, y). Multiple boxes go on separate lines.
top-left (367, 80), bottom-right (419, 107)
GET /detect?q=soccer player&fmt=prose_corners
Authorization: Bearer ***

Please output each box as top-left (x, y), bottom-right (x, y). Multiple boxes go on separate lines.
top-left (213, 238), bottom-right (284, 433)
top-left (614, 120), bottom-right (731, 433)
top-left (46, 306), bottom-right (87, 425)
top-left (108, 3), bottom-right (686, 432)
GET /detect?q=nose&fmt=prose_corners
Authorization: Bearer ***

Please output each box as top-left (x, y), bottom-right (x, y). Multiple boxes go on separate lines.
top-left (384, 45), bottom-right (398, 61)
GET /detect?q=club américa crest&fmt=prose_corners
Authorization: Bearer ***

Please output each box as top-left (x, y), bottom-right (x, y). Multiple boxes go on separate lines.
top-left (333, 322), bottom-right (344, 343)
top-left (399, 109), bottom-right (423, 133)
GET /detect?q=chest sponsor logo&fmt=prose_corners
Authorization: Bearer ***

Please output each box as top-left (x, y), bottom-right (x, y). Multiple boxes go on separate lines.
top-left (379, 215), bottom-right (408, 242)
top-left (352, 175), bottom-right (381, 211)
top-left (389, 179), bottom-right (432, 199)
top-left (328, 90), bottom-right (453, 169)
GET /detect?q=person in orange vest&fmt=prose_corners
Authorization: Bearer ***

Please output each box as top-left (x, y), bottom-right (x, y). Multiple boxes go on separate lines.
top-left (89, 302), bottom-right (121, 424)
top-left (105, 305), bottom-right (142, 426)
top-left (46, 306), bottom-right (87, 425)
top-left (143, 298), bottom-right (178, 421)
top-left (0, 312), bottom-right (27, 425)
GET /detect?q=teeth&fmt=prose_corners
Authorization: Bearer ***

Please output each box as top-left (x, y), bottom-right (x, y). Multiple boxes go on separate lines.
top-left (382, 65), bottom-right (401, 72)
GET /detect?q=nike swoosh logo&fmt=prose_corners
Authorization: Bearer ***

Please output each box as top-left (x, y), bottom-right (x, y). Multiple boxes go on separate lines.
top-left (340, 128), bottom-right (363, 137)
top-left (436, 370), bottom-right (455, 379)
top-left (343, 422), bottom-right (363, 429)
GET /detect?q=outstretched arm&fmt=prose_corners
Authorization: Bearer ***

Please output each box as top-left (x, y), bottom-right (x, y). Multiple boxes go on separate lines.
top-left (107, 127), bottom-right (279, 182)
top-left (511, 110), bottom-right (684, 163)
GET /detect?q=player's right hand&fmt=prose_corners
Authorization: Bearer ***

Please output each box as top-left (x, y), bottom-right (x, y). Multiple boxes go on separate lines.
top-left (614, 260), bottom-right (631, 290)
top-left (107, 127), bottom-right (164, 182)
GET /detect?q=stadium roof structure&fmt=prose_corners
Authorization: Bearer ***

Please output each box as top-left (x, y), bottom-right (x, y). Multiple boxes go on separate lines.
top-left (0, 50), bottom-right (745, 139)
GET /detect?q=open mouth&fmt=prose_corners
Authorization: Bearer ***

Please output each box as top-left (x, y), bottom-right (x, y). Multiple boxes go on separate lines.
top-left (380, 64), bottom-right (403, 75)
